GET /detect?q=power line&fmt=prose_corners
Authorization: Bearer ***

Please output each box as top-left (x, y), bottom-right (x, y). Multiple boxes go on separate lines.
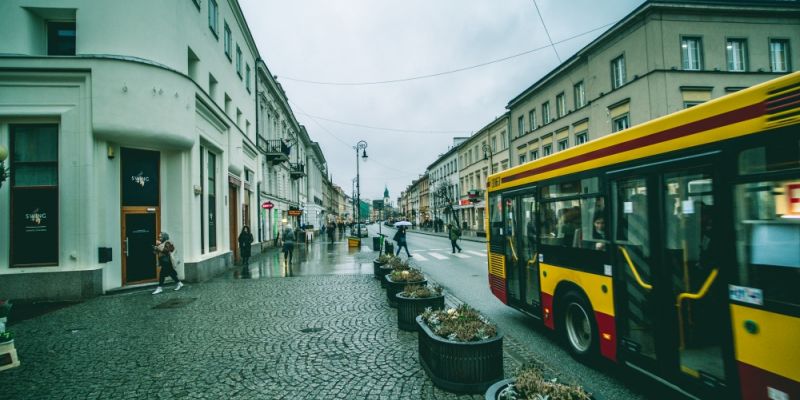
top-left (291, 105), bottom-right (470, 135)
top-left (532, 0), bottom-right (562, 63)
top-left (279, 22), bottom-right (613, 86)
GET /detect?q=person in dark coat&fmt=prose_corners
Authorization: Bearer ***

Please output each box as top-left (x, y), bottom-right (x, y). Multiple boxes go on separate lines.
top-left (394, 227), bottom-right (412, 257)
top-left (238, 225), bottom-right (254, 265)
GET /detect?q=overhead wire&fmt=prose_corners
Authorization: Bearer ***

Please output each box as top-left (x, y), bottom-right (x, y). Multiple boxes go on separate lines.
top-left (290, 105), bottom-right (470, 135)
top-left (279, 21), bottom-right (613, 86)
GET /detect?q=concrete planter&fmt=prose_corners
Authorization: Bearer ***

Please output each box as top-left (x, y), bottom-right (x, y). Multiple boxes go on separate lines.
top-left (484, 378), bottom-right (514, 400)
top-left (372, 260), bottom-right (386, 281)
top-left (416, 315), bottom-right (504, 394)
top-left (395, 293), bottom-right (444, 331)
top-left (378, 266), bottom-right (394, 288)
top-left (385, 275), bottom-right (426, 308)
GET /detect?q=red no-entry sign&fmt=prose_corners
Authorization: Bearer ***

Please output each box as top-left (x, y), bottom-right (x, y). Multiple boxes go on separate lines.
top-left (262, 201), bottom-right (274, 209)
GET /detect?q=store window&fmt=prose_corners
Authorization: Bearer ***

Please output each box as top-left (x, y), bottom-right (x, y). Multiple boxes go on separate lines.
top-left (10, 124), bottom-right (59, 266)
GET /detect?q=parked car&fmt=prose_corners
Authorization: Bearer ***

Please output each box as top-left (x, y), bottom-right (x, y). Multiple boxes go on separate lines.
top-left (351, 223), bottom-right (368, 238)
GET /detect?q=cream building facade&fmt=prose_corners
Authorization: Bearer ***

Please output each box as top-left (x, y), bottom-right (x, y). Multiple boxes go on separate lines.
top-left (0, 0), bottom-right (328, 300)
top-left (507, 0), bottom-right (799, 166)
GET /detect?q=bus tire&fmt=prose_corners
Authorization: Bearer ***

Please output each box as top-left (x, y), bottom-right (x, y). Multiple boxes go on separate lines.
top-left (558, 290), bottom-right (598, 360)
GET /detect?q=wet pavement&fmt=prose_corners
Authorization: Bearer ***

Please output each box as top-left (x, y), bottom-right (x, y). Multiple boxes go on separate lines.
top-left (0, 233), bottom-right (552, 399)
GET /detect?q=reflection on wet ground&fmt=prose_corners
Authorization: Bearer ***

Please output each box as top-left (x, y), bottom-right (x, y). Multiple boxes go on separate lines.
top-left (227, 233), bottom-right (376, 279)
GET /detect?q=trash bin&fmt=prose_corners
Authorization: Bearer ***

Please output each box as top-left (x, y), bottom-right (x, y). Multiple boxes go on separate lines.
top-left (384, 242), bottom-right (394, 255)
top-left (372, 237), bottom-right (381, 251)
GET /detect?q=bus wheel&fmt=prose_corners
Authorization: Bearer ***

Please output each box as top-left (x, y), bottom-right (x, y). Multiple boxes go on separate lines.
top-left (559, 291), bottom-right (598, 360)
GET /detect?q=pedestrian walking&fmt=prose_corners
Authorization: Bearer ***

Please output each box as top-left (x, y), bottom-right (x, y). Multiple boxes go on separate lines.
top-left (327, 221), bottom-right (336, 243)
top-left (393, 227), bottom-right (412, 257)
top-left (448, 222), bottom-right (462, 253)
top-left (238, 225), bottom-right (254, 265)
top-left (282, 224), bottom-right (296, 265)
top-left (152, 232), bottom-right (183, 294)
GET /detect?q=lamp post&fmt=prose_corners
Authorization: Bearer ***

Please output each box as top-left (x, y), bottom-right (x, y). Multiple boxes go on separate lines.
top-left (0, 145), bottom-right (8, 188)
top-left (482, 142), bottom-right (493, 174)
top-left (354, 140), bottom-right (368, 234)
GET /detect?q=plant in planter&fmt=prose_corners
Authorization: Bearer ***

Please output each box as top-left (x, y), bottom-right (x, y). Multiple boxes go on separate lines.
top-left (373, 254), bottom-right (397, 281)
top-left (379, 257), bottom-right (408, 288)
top-left (417, 304), bottom-right (503, 394)
top-left (0, 299), bottom-right (11, 333)
top-left (487, 366), bottom-right (592, 400)
top-left (396, 284), bottom-right (444, 331)
top-left (0, 331), bottom-right (14, 343)
top-left (385, 268), bottom-right (426, 308)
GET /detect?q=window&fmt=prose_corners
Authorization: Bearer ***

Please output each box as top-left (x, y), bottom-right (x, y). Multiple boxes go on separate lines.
top-left (208, 73), bottom-right (218, 100)
top-left (530, 149), bottom-right (539, 161)
top-left (491, 137), bottom-right (497, 153)
top-left (528, 109), bottom-right (537, 131)
top-left (236, 45), bottom-right (242, 77)
top-left (556, 93), bottom-right (566, 118)
top-left (681, 36), bottom-right (703, 70)
top-left (575, 131), bottom-right (588, 145)
top-left (612, 114), bottom-right (630, 132)
top-left (611, 55), bottom-right (626, 89)
top-left (208, 0), bottom-right (218, 37)
top-left (543, 144), bottom-right (552, 156)
top-left (10, 124), bottom-right (59, 266)
top-left (726, 39), bottom-right (747, 72)
top-left (542, 101), bottom-right (551, 125)
top-left (208, 152), bottom-right (217, 251)
top-left (224, 22), bottom-right (232, 61)
top-left (770, 39), bottom-right (790, 72)
top-left (539, 178), bottom-right (605, 253)
top-left (518, 116), bottom-right (525, 136)
top-left (574, 81), bottom-right (586, 109)
top-left (246, 64), bottom-right (251, 92)
top-left (519, 154), bottom-right (526, 165)
top-left (558, 139), bottom-right (568, 151)
top-left (47, 21), bottom-right (76, 56)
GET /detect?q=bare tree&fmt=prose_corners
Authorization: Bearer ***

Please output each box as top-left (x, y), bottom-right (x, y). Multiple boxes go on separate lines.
top-left (433, 181), bottom-right (459, 230)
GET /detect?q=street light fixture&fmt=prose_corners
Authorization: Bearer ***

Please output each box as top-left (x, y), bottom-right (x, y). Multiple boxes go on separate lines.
top-left (482, 142), bottom-right (493, 174)
top-left (354, 140), bottom-right (368, 234)
top-left (0, 145), bottom-right (9, 188)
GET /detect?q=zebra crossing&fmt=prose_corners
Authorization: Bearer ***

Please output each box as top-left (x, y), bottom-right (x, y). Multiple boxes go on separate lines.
top-left (404, 248), bottom-right (487, 262)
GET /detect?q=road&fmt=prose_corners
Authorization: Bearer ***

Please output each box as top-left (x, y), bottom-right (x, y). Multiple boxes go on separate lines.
top-left (372, 223), bottom-right (660, 400)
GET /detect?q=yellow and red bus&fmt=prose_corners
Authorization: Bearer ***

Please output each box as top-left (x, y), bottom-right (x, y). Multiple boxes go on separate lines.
top-left (486, 71), bottom-right (799, 400)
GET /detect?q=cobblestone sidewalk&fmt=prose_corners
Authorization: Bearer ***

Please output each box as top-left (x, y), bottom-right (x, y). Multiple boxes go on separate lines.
top-left (1, 265), bottom-right (522, 399)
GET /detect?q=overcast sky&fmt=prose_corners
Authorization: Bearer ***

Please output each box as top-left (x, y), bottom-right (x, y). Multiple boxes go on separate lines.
top-left (239, 0), bottom-right (644, 202)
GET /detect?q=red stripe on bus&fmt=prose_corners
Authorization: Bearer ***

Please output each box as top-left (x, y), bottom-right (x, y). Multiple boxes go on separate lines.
top-left (738, 361), bottom-right (799, 400)
top-left (501, 102), bottom-right (765, 184)
top-left (542, 292), bottom-right (555, 330)
top-left (489, 274), bottom-right (507, 304)
top-left (595, 311), bottom-right (617, 362)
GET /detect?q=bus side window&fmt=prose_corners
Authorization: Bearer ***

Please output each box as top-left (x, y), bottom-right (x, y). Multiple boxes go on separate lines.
top-left (734, 180), bottom-right (800, 308)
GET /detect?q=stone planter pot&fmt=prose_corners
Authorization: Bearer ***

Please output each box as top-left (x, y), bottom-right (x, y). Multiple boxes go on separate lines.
top-left (373, 260), bottom-right (387, 281)
top-left (385, 275), bottom-right (426, 308)
top-left (378, 266), bottom-right (394, 288)
top-left (485, 378), bottom-right (514, 400)
top-left (483, 376), bottom-right (599, 400)
top-left (395, 293), bottom-right (444, 332)
top-left (416, 315), bottom-right (504, 394)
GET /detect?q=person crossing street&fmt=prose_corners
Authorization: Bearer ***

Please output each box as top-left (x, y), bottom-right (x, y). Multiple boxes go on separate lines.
top-left (448, 222), bottom-right (462, 254)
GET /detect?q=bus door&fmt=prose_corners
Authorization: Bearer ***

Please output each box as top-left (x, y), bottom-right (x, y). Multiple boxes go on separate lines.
top-left (612, 160), bottom-right (733, 398)
top-left (504, 190), bottom-right (541, 316)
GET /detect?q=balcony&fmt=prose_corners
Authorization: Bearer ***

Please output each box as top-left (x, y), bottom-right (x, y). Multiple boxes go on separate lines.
top-left (289, 162), bottom-right (306, 180)
top-left (258, 137), bottom-right (290, 165)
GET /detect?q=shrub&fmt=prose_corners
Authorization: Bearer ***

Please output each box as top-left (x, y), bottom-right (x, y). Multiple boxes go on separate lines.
top-left (390, 268), bottom-right (424, 282)
top-left (402, 284), bottom-right (442, 298)
top-left (500, 367), bottom-right (591, 400)
top-left (388, 257), bottom-right (410, 271)
top-left (377, 254), bottom-right (396, 264)
top-left (420, 304), bottom-right (497, 342)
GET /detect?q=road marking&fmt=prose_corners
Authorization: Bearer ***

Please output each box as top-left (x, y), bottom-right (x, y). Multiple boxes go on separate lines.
top-left (453, 253), bottom-right (470, 259)
top-left (428, 252), bottom-right (448, 260)
top-left (466, 251), bottom-right (486, 257)
top-left (411, 253), bottom-right (428, 261)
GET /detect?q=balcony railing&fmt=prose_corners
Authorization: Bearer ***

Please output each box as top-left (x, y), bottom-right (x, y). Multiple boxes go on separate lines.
top-left (289, 162), bottom-right (306, 180)
top-left (258, 137), bottom-right (290, 165)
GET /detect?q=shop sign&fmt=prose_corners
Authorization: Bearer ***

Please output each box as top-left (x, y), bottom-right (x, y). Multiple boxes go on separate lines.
top-left (288, 209), bottom-right (303, 216)
top-left (262, 201), bottom-right (274, 209)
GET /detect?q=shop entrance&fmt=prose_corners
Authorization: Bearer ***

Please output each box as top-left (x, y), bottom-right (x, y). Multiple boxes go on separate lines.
top-left (120, 148), bottom-right (160, 285)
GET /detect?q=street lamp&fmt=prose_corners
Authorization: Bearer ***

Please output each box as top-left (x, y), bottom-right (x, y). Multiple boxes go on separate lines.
top-left (0, 145), bottom-right (8, 188)
top-left (482, 142), bottom-right (493, 174)
top-left (354, 140), bottom-right (368, 233)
